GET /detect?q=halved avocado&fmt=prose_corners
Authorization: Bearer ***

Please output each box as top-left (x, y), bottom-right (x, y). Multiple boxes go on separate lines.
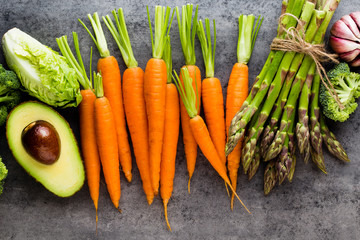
top-left (6, 101), bottom-right (85, 197)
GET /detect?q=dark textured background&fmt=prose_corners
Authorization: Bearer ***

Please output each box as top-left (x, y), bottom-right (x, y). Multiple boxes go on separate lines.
top-left (0, 1), bottom-right (359, 239)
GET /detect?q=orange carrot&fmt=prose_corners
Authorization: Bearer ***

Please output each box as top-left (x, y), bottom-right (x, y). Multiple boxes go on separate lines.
top-left (94, 73), bottom-right (121, 209)
top-left (57, 33), bottom-right (101, 225)
top-left (79, 12), bottom-right (132, 182)
top-left (202, 77), bottom-right (226, 163)
top-left (226, 15), bottom-right (262, 210)
top-left (145, 6), bottom-right (174, 194)
top-left (197, 18), bottom-right (229, 195)
top-left (160, 36), bottom-right (179, 231)
top-left (173, 68), bottom-right (250, 214)
top-left (176, 4), bottom-right (201, 192)
top-left (226, 63), bottom-right (247, 210)
top-left (196, 18), bottom-right (226, 167)
top-left (179, 65), bottom-right (201, 192)
top-left (79, 89), bottom-right (100, 210)
top-left (160, 83), bottom-right (179, 231)
top-left (103, 9), bottom-right (154, 204)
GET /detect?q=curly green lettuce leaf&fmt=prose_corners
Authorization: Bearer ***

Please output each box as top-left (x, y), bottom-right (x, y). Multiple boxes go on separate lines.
top-left (2, 28), bottom-right (82, 107)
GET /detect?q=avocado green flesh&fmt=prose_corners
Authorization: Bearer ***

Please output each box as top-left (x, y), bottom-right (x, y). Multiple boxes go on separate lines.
top-left (6, 101), bottom-right (85, 197)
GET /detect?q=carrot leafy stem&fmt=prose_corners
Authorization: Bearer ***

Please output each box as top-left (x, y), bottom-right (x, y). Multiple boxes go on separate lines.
top-left (173, 68), bottom-right (197, 118)
top-left (197, 18), bottom-right (216, 78)
top-left (237, 14), bottom-right (263, 64)
top-left (94, 72), bottom-right (104, 98)
top-left (79, 12), bottom-right (110, 58)
top-left (147, 6), bottom-right (174, 59)
top-left (162, 35), bottom-right (172, 83)
top-left (56, 32), bottom-right (92, 90)
top-left (176, 4), bottom-right (198, 66)
top-left (103, 8), bottom-right (138, 68)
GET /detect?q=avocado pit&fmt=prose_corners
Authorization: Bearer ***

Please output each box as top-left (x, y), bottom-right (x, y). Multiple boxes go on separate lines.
top-left (21, 120), bottom-right (61, 165)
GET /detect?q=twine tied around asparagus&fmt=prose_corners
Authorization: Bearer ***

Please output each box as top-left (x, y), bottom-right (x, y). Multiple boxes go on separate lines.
top-left (270, 13), bottom-right (344, 110)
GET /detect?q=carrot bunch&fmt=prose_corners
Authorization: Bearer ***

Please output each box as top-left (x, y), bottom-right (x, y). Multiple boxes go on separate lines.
top-left (57, 33), bottom-right (101, 225)
top-left (173, 67), bottom-right (250, 214)
top-left (175, 4), bottom-right (201, 192)
top-left (103, 9), bottom-right (154, 205)
top-left (160, 35), bottom-right (179, 231)
top-left (79, 12), bottom-right (132, 183)
top-left (226, 15), bottom-right (263, 210)
top-left (145, 6), bottom-right (174, 195)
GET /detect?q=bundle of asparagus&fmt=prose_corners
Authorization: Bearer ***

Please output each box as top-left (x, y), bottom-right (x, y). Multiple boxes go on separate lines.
top-left (226, 0), bottom-right (350, 195)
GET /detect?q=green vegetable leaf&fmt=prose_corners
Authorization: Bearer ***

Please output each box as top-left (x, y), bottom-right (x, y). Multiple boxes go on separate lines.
top-left (2, 28), bottom-right (82, 108)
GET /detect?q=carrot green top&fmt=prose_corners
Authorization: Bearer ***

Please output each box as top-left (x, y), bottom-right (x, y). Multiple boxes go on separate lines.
top-left (197, 18), bottom-right (216, 78)
top-left (237, 15), bottom-right (263, 64)
top-left (147, 6), bottom-right (174, 59)
top-left (173, 68), bottom-right (198, 119)
top-left (56, 32), bottom-right (93, 90)
top-left (103, 8), bottom-right (138, 68)
top-left (176, 4), bottom-right (198, 66)
top-left (162, 35), bottom-right (172, 84)
top-left (79, 12), bottom-right (110, 58)
top-left (94, 72), bottom-right (104, 98)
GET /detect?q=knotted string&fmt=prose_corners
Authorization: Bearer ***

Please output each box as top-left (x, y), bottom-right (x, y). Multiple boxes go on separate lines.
top-left (270, 13), bottom-right (343, 109)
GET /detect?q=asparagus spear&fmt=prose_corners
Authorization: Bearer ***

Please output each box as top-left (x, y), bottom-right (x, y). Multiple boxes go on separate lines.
top-left (309, 72), bottom-right (326, 172)
top-left (275, 107), bottom-right (296, 184)
top-left (241, 102), bottom-right (263, 173)
top-left (264, 160), bottom-right (277, 195)
top-left (310, 72), bottom-right (322, 153)
top-left (320, 114), bottom-right (350, 162)
top-left (296, 62), bottom-right (316, 162)
top-left (287, 114), bottom-right (297, 182)
top-left (248, 143), bottom-right (260, 180)
top-left (310, 147), bottom-right (327, 174)
top-left (247, 0), bottom-right (298, 102)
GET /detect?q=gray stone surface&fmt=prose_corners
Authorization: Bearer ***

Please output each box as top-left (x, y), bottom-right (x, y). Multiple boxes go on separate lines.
top-left (0, 0), bottom-right (359, 239)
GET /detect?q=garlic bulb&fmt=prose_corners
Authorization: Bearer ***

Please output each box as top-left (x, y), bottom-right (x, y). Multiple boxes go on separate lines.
top-left (329, 12), bottom-right (360, 67)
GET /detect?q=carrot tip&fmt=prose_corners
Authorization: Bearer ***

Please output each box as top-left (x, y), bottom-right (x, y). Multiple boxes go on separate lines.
top-left (227, 181), bottom-right (251, 214)
top-left (163, 200), bottom-right (172, 232)
top-left (188, 177), bottom-right (191, 194)
top-left (95, 208), bottom-right (98, 236)
top-left (117, 207), bottom-right (122, 213)
top-left (225, 181), bottom-right (230, 197)
top-left (124, 172), bottom-right (132, 182)
top-left (154, 189), bottom-right (159, 196)
top-left (230, 193), bottom-right (234, 211)
top-left (147, 196), bottom-right (154, 205)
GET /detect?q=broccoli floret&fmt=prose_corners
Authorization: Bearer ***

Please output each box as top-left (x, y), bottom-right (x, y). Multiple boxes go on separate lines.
top-left (0, 91), bottom-right (21, 110)
top-left (320, 63), bottom-right (360, 122)
top-left (0, 70), bottom-right (21, 95)
top-left (0, 64), bottom-right (5, 74)
top-left (0, 66), bottom-right (22, 126)
top-left (0, 157), bottom-right (8, 196)
top-left (0, 105), bottom-right (8, 126)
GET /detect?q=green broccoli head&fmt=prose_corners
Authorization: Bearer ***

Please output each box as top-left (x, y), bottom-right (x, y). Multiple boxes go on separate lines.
top-left (0, 105), bottom-right (8, 126)
top-left (0, 64), bottom-right (5, 74)
top-left (0, 91), bottom-right (21, 110)
top-left (320, 63), bottom-right (360, 122)
top-left (0, 157), bottom-right (8, 196)
top-left (0, 70), bottom-right (21, 95)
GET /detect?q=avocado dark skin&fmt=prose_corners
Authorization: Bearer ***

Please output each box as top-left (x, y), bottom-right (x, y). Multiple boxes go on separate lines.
top-left (21, 120), bottom-right (61, 165)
